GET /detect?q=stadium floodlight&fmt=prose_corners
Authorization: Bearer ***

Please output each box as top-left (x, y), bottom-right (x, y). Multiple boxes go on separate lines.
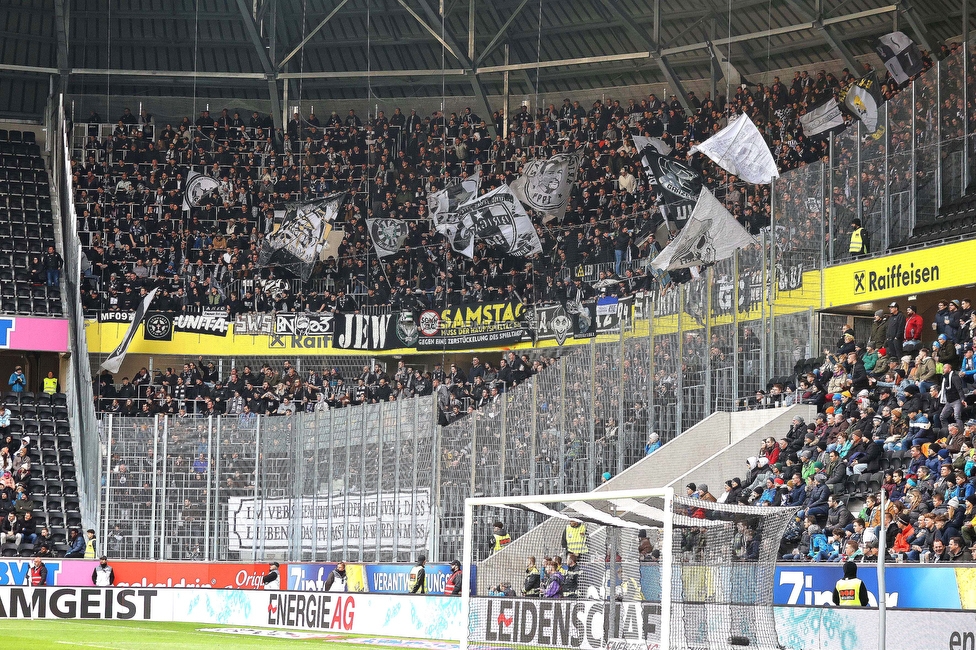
top-left (460, 488), bottom-right (795, 650)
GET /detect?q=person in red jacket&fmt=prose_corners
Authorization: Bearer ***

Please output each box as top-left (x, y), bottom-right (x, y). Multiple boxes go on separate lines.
top-left (892, 515), bottom-right (914, 558)
top-left (904, 304), bottom-right (924, 347)
top-left (444, 560), bottom-right (462, 596)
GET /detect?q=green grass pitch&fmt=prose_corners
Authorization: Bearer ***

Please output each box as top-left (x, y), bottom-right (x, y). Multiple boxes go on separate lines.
top-left (0, 620), bottom-right (436, 649)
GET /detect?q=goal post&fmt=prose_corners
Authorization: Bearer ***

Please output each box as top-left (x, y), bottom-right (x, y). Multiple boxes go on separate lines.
top-left (460, 488), bottom-right (795, 650)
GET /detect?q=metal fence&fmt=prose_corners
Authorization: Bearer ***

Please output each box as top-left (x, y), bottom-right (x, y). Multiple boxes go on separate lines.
top-left (821, 42), bottom-right (974, 263)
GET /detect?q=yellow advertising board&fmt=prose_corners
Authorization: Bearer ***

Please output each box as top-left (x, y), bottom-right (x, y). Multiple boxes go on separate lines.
top-left (822, 239), bottom-right (976, 308)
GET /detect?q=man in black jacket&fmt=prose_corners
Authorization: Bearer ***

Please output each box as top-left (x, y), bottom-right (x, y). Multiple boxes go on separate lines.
top-left (885, 302), bottom-right (907, 359)
top-left (939, 363), bottom-right (967, 426)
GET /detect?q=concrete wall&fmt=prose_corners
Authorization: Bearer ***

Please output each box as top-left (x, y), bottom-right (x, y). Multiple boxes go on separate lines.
top-left (598, 406), bottom-right (811, 494)
top-left (665, 405), bottom-right (815, 497)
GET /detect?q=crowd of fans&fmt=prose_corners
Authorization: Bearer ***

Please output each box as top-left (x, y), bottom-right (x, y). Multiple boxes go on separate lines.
top-left (708, 295), bottom-right (976, 562)
top-left (96, 352), bottom-right (557, 426)
top-left (69, 42), bottom-right (949, 321)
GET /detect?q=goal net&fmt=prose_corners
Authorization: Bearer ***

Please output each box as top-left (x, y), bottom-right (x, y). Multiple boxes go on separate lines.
top-left (460, 488), bottom-right (796, 650)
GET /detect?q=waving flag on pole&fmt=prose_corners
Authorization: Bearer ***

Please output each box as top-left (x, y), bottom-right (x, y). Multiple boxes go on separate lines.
top-left (875, 32), bottom-right (924, 85)
top-left (510, 151), bottom-right (583, 222)
top-left (651, 188), bottom-right (756, 271)
top-left (799, 97), bottom-right (846, 137)
top-left (258, 193), bottom-right (345, 280)
top-left (182, 171), bottom-right (219, 211)
top-left (457, 184), bottom-right (543, 257)
top-left (842, 70), bottom-right (883, 133)
top-left (632, 135), bottom-right (673, 156)
top-left (690, 113), bottom-right (779, 184)
top-left (637, 147), bottom-right (702, 226)
top-left (367, 218), bottom-right (409, 258)
top-left (428, 172), bottom-right (480, 258)
top-left (100, 288), bottom-right (159, 374)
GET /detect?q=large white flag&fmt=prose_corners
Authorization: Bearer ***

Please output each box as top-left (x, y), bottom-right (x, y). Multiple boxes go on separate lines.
top-left (650, 188), bottom-right (756, 271)
top-left (458, 184), bottom-right (542, 257)
top-left (690, 113), bottom-right (779, 184)
top-left (100, 288), bottom-right (159, 374)
top-left (510, 151), bottom-right (582, 222)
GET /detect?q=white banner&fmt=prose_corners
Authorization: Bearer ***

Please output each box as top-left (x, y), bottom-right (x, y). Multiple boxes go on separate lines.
top-left (227, 490), bottom-right (431, 552)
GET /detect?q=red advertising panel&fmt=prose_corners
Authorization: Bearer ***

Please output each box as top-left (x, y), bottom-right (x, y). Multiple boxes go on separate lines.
top-left (111, 561), bottom-right (280, 589)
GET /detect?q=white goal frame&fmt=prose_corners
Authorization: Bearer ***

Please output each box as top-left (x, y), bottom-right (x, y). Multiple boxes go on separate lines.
top-left (460, 487), bottom-right (676, 650)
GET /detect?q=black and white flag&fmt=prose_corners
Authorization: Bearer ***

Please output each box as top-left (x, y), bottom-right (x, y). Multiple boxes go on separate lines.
top-left (458, 184), bottom-right (543, 257)
top-left (510, 151), bottom-right (582, 223)
top-left (429, 172), bottom-right (480, 258)
top-left (639, 147), bottom-right (703, 225)
top-left (367, 218), bottom-right (409, 258)
top-left (632, 135), bottom-right (672, 156)
top-left (258, 193), bottom-right (345, 280)
top-left (842, 70), bottom-right (883, 133)
top-left (651, 188), bottom-right (756, 271)
top-left (799, 97), bottom-right (845, 136)
top-left (100, 288), bottom-right (159, 374)
top-left (182, 171), bottom-right (220, 211)
top-left (875, 32), bottom-right (924, 85)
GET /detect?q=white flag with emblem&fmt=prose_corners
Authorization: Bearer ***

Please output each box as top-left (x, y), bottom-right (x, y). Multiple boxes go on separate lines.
top-left (510, 150), bottom-right (583, 222)
top-left (690, 113), bottom-right (779, 184)
top-left (458, 184), bottom-right (543, 257)
top-left (651, 188), bottom-right (756, 271)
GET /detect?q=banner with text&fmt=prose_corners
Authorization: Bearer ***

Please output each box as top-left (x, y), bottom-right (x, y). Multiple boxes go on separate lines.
top-left (416, 301), bottom-right (528, 350)
top-left (227, 490), bottom-right (432, 552)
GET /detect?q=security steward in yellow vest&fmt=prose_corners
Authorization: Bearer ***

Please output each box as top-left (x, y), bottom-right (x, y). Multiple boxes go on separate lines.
top-left (562, 520), bottom-right (589, 558)
top-left (83, 529), bottom-right (97, 559)
top-left (849, 219), bottom-right (869, 257)
top-left (489, 521), bottom-right (512, 556)
top-left (42, 372), bottom-right (58, 395)
top-left (832, 561), bottom-right (869, 606)
top-left (408, 555), bottom-right (427, 594)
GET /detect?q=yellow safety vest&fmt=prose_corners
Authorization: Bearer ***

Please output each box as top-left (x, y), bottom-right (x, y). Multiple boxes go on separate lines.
top-left (565, 524), bottom-right (588, 555)
top-left (408, 565), bottom-right (426, 593)
top-left (84, 538), bottom-right (96, 559)
top-left (849, 228), bottom-right (864, 253)
top-left (835, 577), bottom-right (864, 606)
top-left (492, 533), bottom-right (512, 553)
top-left (43, 377), bottom-right (57, 394)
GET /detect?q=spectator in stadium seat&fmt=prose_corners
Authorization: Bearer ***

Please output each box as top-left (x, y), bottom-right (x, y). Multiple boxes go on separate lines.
top-left (63, 528), bottom-right (85, 558)
top-left (904, 305), bottom-right (924, 349)
top-left (0, 512), bottom-right (22, 548)
top-left (938, 363), bottom-right (966, 427)
top-left (947, 536), bottom-right (972, 562)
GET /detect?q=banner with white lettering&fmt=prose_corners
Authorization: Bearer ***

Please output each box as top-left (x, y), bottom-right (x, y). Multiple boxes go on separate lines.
top-left (331, 312), bottom-right (417, 350)
top-left (415, 301), bottom-right (528, 350)
top-left (226, 490), bottom-right (431, 552)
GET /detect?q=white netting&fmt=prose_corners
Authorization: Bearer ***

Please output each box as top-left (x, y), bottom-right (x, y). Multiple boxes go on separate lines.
top-left (462, 490), bottom-right (795, 650)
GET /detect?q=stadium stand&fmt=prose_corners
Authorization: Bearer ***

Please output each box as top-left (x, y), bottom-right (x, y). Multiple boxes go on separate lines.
top-left (70, 47), bottom-right (941, 322)
top-left (0, 130), bottom-right (62, 317)
top-left (0, 124), bottom-right (79, 557)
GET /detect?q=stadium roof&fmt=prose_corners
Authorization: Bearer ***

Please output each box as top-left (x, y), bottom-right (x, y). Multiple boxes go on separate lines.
top-left (0, 0), bottom-right (966, 121)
